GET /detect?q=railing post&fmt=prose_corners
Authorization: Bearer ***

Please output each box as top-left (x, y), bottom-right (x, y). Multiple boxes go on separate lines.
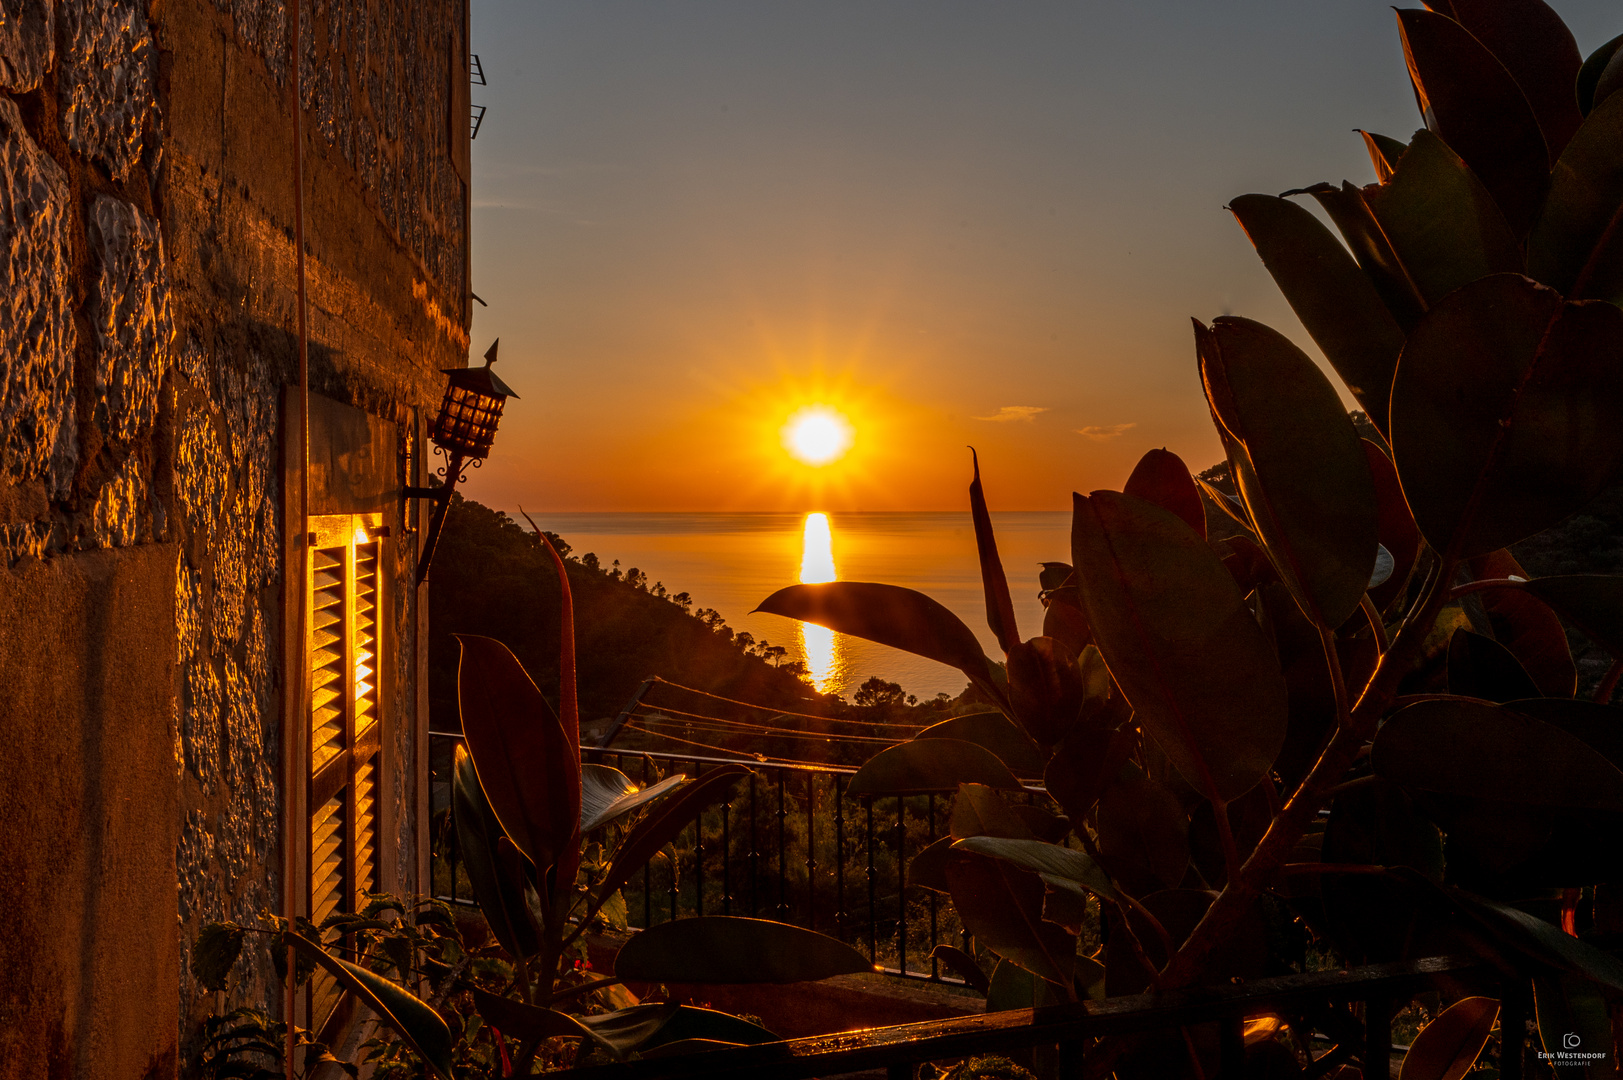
top-left (643, 756), bottom-right (653, 928)
top-left (1364, 995), bottom-right (1393, 1080)
top-left (1501, 977), bottom-right (1530, 1080)
top-left (1058, 1038), bottom-right (1086, 1080)
top-left (1219, 1012), bottom-right (1245, 1079)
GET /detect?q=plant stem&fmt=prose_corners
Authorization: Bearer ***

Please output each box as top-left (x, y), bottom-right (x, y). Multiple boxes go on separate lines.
top-left (1596, 659), bottom-right (1623, 705)
top-left (1156, 557), bottom-right (1455, 989)
top-left (1448, 576), bottom-right (1525, 599)
top-left (1317, 622), bottom-right (1351, 731)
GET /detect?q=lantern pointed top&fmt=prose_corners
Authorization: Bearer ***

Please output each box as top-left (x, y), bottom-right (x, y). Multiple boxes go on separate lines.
top-left (441, 339), bottom-right (517, 398)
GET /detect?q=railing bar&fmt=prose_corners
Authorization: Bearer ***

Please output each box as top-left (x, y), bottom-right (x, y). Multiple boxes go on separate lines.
top-left (927, 793), bottom-right (938, 980)
top-left (805, 772), bottom-right (817, 933)
top-left (748, 772), bottom-right (759, 917)
top-left (776, 769), bottom-right (789, 921)
top-left (643, 756), bottom-right (653, 929)
top-left (721, 785), bottom-right (732, 919)
top-left (895, 795), bottom-right (907, 976)
top-left (834, 776), bottom-right (847, 943)
top-left (866, 798), bottom-right (877, 963)
top-left (693, 760), bottom-right (705, 919)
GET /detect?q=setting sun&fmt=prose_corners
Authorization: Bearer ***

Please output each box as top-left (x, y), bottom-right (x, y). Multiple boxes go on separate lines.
top-left (782, 406), bottom-right (854, 466)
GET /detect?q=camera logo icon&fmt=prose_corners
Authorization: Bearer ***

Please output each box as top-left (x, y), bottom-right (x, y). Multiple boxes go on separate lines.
top-left (1563, 1032), bottom-right (1582, 1050)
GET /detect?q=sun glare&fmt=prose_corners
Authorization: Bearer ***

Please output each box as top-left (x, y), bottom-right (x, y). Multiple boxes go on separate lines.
top-left (797, 512), bottom-right (844, 692)
top-left (783, 407), bottom-right (854, 467)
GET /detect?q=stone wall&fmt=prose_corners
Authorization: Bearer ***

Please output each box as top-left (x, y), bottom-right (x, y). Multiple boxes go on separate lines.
top-left (1, 0), bottom-right (470, 1070)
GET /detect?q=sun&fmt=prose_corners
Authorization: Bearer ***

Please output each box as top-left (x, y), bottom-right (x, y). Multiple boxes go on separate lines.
top-left (782, 406), bottom-right (854, 466)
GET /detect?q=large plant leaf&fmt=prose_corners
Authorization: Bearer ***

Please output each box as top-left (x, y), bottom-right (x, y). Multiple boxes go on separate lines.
top-left (1467, 551), bottom-right (1576, 697)
top-left (1363, 130), bottom-right (1522, 308)
top-left (1123, 448), bottom-right (1206, 538)
top-left (1306, 181), bottom-right (1429, 333)
top-left (1397, 995), bottom-right (1498, 1080)
top-left (1360, 130), bottom-right (1410, 181)
top-left (1321, 782), bottom-right (1446, 965)
top-left (1448, 887), bottom-right (1623, 992)
top-left (945, 850), bottom-right (1075, 989)
top-left (1446, 629), bottom-right (1542, 703)
top-left (1229, 194), bottom-right (1407, 433)
top-left (1578, 33), bottom-right (1623, 116)
top-left (455, 635), bottom-right (581, 902)
top-left (913, 713), bottom-right (1044, 777)
top-left (950, 782), bottom-right (1036, 841)
top-left (1523, 575), bottom-right (1623, 658)
top-left (1096, 774), bottom-right (1190, 894)
top-left (951, 835), bottom-right (1119, 903)
top-left (612, 917), bottom-right (872, 984)
top-left (1530, 90), bottom-right (1623, 308)
top-left (1372, 699), bottom-right (1623, 811)
top-left (1043, 717), bottom-right (1136, 825)
top-left (471, 988), bottom-right (610, 1053)
top-left (969, 450), bottom-right (1019, 653)
top-left (1006, 636), bottom-right (1086, 749)
top-left (1389, 274), bottom-right (1623, 559)
top-left (1430, 0), bottom-right (1582, 158)
top-left (909, 837), bottom-right (954, 893)
top-left (286, 932), bottom-right (453, 1080)
top-left (848, 739), bottom-right (1022, 796)
top-left (756, 582), bottom-right (999, 700)
top-left (580, 764), bottom-right (687, 833)
top-left (929, 945), bottom-right (991, 995)
top-left (596, 765), bottom-right (746, 903)
top-left (1071, 490), bottom-right (1287, 802)
top-left (1532, 973), bottom-right (1614, 1073)
top-left (1365, 440), bottom-right (1423, 614)
top-left (621, 1005), bottom-right (779, 1052)
top-left (452, 745), bottom-right (539, 958)
top-left (1396, 8), bottom-right (1550, 236)
top-left (1197, 317), bottom-right (1379, 628)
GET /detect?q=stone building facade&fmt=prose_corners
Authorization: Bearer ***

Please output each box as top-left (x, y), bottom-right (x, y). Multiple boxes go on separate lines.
top-left (1, 0), bottom-right (471, 1072)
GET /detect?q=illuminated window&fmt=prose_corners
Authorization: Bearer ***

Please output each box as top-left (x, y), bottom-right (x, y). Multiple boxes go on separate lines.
top-left (305, 513), bottom-right (385, 1032)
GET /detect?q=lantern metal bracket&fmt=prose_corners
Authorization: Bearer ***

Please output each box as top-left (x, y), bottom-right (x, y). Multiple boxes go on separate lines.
top-left (402, 339), bottom-right (516, 586)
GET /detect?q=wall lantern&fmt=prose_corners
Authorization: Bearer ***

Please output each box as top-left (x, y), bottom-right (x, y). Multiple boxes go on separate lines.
top-left (404, 339), bottom-right (517, 583)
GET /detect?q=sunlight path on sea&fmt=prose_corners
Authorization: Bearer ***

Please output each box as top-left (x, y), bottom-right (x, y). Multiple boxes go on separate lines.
top-left (797, 513), bottom-right (846, 694)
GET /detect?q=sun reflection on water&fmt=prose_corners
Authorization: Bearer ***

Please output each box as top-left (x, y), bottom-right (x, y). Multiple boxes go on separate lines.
top-left (797, 512), bottom-right (845, 693)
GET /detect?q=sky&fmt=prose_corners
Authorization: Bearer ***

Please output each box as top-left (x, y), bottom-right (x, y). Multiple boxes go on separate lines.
top-left (462, 0), bottom-right (1619, 513)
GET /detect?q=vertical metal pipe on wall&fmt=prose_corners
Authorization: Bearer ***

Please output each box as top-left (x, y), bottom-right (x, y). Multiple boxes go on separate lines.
top-left (284, 0), bottom-right (313, 1071)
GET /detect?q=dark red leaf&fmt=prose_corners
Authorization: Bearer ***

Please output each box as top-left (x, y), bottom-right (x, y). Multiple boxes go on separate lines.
top-left (969, 450), bottom-right (1020, 654)
top-left (1397, 8), bottom-right (1551, 236)
top-left (1124, 448), bottom-right (1206, 539)
top-left (1464, 550), bottom-right (1576, 697)
top-left (1431, 0), bottom-right (1582, 157)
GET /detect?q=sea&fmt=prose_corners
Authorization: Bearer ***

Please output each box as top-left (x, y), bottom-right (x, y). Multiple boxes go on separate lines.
top-left (512, 511), bottom-right (1073, 700)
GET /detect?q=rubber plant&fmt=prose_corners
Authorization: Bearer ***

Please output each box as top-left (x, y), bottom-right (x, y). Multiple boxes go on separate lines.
top-left (195, 527), bottom-right (871, 1078)
top-left (761, 4), bottom-right (1623, 1076)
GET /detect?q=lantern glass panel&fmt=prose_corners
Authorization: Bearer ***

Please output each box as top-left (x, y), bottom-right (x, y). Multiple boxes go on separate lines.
top-left (430, 383), bottom-right (505, 459)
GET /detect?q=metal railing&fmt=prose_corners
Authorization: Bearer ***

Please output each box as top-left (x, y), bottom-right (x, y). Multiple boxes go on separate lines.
top-left (552, 955), bottom-right (1526, 1080)
top-left (428, 731), bottom-right (973, 980)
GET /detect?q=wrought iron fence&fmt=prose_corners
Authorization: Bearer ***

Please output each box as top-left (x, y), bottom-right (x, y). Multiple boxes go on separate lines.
top-left (428, 731), bottom-right (977, 980)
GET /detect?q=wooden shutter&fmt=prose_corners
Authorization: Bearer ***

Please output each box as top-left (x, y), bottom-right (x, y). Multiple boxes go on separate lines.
top-left (306, 516), bottom-right (386, 1033)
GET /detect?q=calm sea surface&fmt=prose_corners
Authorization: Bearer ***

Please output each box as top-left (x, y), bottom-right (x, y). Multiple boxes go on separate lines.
top-left (513, 511), bottom-right (1072, 700)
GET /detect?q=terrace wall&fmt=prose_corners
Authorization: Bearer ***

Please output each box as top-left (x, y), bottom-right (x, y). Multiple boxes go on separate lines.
top-left (1, 0), bottom-right (470, 1071)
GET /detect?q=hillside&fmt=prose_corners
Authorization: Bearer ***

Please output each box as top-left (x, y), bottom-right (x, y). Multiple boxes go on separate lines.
top-left (427, 497), bottom-right (960, 763)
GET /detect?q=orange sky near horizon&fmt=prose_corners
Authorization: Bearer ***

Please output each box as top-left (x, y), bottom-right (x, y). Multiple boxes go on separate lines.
top-left (459, 0), bottom-right (1619, 513)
